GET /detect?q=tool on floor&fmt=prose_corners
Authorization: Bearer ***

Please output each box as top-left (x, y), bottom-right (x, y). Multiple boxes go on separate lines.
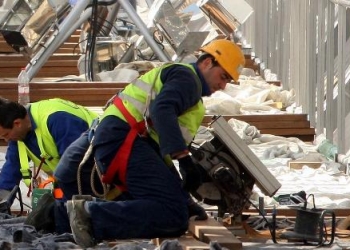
top-left (280, 194), bottom-right (336, 246)
top-left (0, 185), bottom-right (24, 216)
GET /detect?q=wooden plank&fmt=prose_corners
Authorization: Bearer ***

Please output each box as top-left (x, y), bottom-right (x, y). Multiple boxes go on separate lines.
top-left (266, 80), bottom-right (281, 86)
top-left (0, 54), bottom-right (80, 61)
top-left (62, 35), bottom-right (80, 43)
top-left (261, 129), bottom-right (315, 141)
top-left (201, 114), bottom-right (315, 142)
top-left (54, 47), bottom-right (81, 54)
top-left (2, 95), bottom-right (117, 107)
top-left (202, 114), bottom-right (309, 124)
top-left (53, 42), bottom-right (80, 51)
top-left (0, 81), bottom-right (124, 106)
top-left (288, 161), bottom-right (322, 169)
top-left (178, 235), bottom-right (210, 250)
top-left (201, 228), bottom-right (242, 249)
top-left (0, 41), bottom-right (16, 53)
top-left (30, 82), bottom-right (128, 88)
top-left (188, 217), bottom-right (242, 250)
top-left (0, 67), bottom-right (78, 74)
top-left (0, 52), bottom-right (81, 77)
top-left (155, 234), bottom-right (211, 250)
top-left (0, 60), bottom-right (78, 67)
top-left (0, 71), bottom-right (78, 78)
top-left (0, 29), bottom-right (80, 50)
top-left (244, 208), bottom-right (350, 218)
top-left (56, 43), bottom-right (80, 49)
top-left (244, 54), bottom-right (252, 60)
top-left (37, 69), bottom-right (79, 78)
top-left (261, 127), bottom-right (315, 136)
top-left (240, 120), bottom-right (310, 129)
top-left (0, 81), bottom-right (128, 89)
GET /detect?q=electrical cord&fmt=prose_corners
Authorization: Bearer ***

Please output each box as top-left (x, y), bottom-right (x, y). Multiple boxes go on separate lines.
top-left (84, 0), bottom-right (99, 81)
top-left (248, 199), bottom-right (278, 243)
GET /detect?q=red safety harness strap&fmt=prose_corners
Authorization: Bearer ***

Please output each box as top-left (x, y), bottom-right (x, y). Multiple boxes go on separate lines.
top-left (101, 97), bottom-right (147, 190)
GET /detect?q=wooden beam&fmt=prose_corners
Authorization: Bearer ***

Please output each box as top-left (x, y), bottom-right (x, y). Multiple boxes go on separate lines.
top-left (154, 233), bottom-right (211, 250)
top-left (244, 208), bottom-right (350, 218)
top-left (188, 217), bottom-right (242, 250)
top-left (202, 114), bottom-right (315, 142)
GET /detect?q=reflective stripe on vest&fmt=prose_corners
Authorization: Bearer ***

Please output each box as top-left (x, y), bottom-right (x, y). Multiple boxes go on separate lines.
top-left (18, 98), bottom-right (98, 186)
top-left (18, 143), bottom-right (31, 186)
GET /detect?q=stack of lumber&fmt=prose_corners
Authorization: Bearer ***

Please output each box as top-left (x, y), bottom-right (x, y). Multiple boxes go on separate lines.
top-left (0, 81), bottom-right (125, 107)
top-left (202, 114), bottom-right (315, 142)
top-left (0, 30), bottom-right (81, 54)
top-left (1, 32), bottom-right (275, 80)
top-left (0, 80), bottom-right (315, 143)
top-left (0, 54), bottom-right (80, 78)
top-left (141, 217), bottom-right (243, 250)
top-left (0, 31), bottom-right (315, 144)
top-left (0, 30), bottom-right (81, 78)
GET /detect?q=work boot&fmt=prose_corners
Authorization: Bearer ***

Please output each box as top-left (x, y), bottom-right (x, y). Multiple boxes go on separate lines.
top-left (67, 196), bottom-right (96, 248)
top-left (24, 193), bottom-right (55, 232)
top-left (72, 194), bottom-right (94, 201)
top-left (188, 198), bottom-right (208, 221)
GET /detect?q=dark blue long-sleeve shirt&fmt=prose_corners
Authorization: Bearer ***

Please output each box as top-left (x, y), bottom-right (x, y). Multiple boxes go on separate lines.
top-left (150, 63), bottom-right (211, 157)
top-left (0, 109), bottom-right (90, 191)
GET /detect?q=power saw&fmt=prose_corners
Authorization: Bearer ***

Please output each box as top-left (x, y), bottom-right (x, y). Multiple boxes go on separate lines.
top-left (190, 116), bottom-right (281, 217)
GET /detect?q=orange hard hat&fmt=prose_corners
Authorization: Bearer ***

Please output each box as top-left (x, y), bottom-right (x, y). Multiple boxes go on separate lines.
top-left (200, 39), bottom-right (245, 82)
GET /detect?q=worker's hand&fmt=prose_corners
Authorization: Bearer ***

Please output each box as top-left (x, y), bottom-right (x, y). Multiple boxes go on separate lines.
top-left (0, 189), bottom-right (11, 201)
top-left (178, 155), bottom-right (202, 192)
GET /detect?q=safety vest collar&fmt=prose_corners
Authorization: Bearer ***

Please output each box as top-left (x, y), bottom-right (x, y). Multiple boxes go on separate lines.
top-left (190, 62), bottom-right (211, 97)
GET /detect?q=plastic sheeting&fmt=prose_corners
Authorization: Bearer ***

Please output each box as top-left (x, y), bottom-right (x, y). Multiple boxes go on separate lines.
top-left (0, 211), bottom-right (230, 249)
top-left (194, 117), bottom-right (350, 209)
top-left (203, 77), bottom-right (295, 115)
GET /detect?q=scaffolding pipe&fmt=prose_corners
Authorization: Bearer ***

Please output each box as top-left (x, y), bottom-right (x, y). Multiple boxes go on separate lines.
top-left (118, 0), bottom-right (170, 62)
top-left (26, 0), bottom-right (93, 80)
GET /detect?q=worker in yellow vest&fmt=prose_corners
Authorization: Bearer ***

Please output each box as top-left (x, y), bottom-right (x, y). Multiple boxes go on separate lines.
top-left (0, 98), bottom-right (98, 219)
top-left (34, 39), bottom-right (245, 248)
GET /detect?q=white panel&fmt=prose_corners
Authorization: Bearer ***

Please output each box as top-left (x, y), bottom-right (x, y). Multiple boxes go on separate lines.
top-left (218, 0), bottom-right (254, 25)
top-left (210, 117), bottom-right (282, 196)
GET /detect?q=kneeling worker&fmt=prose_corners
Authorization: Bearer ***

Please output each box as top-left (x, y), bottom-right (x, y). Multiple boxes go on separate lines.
top-left (0, 97), bottom-right (98, 221)
top-left (51, 39), bottom-right (245, 248)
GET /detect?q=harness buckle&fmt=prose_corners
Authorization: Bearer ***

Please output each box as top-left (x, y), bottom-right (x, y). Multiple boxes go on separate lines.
top-left (40, 153), bottom-right (53, 162)
top-left (88, 117), bottom-right (100, 142)
top-left (20, 168), bottom-right (32, 179)
top-left (143, 113), bottom-right (150, 133)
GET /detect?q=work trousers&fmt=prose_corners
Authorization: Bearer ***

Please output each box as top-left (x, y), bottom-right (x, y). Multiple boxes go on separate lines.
top-left (54, 116), bottom-right (189, 240)
top-left (54, 131), bottom-right (104, 199)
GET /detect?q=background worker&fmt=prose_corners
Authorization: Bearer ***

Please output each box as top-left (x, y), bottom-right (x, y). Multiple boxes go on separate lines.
top-left (52, 39), bottom-right (245, 248)
top-left (0, 97), bottom-right (98, 229)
